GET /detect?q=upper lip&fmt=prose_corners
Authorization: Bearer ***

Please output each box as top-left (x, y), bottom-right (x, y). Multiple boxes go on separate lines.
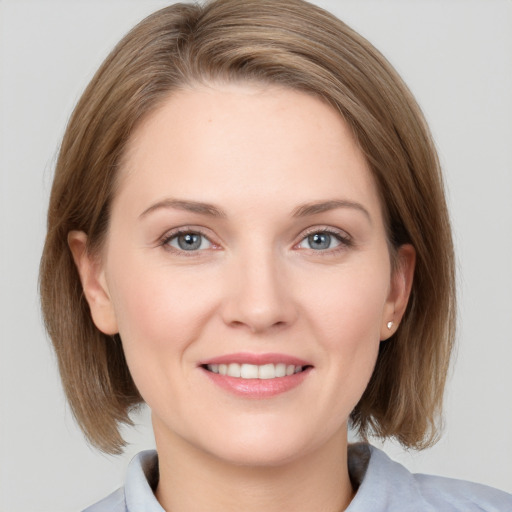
top-left (199, 352), bottom-right (311, 367)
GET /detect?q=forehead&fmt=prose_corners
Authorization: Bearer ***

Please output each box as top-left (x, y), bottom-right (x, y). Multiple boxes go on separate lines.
top-left (116, 82), bottom-right (381, 218)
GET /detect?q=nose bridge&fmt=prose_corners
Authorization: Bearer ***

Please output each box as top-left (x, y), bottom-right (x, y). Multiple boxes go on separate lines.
top-left (222, 242), bottom-right (296, 332)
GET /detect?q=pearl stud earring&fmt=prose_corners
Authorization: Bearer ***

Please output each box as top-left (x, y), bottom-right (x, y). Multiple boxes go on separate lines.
top-left (387, 321), bottom-right (393, 330)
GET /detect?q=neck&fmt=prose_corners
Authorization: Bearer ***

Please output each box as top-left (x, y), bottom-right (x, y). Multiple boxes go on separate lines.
top-left (154, 424), bottom-right (354, 512)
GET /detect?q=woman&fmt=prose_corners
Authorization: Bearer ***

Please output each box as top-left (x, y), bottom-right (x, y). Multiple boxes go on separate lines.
top-left (39, 0), bottom-right (512, 510)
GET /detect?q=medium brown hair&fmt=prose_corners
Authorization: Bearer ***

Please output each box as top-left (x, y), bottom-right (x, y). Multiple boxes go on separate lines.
top-left (40, 0), bottom-right (455, 454)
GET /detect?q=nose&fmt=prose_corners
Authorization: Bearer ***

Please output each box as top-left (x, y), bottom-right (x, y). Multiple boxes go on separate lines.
top-left (221, 249), bottom-right (298, 334)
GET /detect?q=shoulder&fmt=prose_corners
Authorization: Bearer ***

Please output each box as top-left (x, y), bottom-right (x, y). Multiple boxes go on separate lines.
top-left (82, 450), bottom-right (162, 512)
top-left (82, 487), bottom-right (125, 512)
top-left (414, 471), bottom-right (512, 511)
top-left (348, 444), bottom-right (512, 512)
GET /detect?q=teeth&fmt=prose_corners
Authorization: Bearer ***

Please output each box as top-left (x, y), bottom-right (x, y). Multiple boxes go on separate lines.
top-left (206, 363), bottom-right (305, 379)
top-left (275, 363), bottom-right (286, 377)
top-left (241, 364), bottom-right (259, 379)
top-left (227, 363), bottom-right (241, 377)
top-left (259, 363), bottom-right (275, 379)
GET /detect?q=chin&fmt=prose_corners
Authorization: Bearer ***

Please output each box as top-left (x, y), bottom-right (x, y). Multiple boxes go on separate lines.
top-left (194, 421), bottom-right (340, 469)
top-left (207, 439), bottom-right (308, 468)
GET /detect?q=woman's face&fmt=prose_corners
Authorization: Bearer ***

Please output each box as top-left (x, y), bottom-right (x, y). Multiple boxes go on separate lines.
top-left (75, 83), bottom-right (413, 466)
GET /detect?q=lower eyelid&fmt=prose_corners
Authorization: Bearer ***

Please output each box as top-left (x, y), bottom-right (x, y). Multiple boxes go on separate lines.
top-left (160, 229), bottom-right (216, 251)
top-left (297, 229), bottom-right (352, 248)
top-left (169, 233), bottom-right (211, 250)
top-left (159, 228), bottom-right (351, 253)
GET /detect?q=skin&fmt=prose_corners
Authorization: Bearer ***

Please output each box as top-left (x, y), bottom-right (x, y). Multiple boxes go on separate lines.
top-left (70, 83), bottom-right (415, 512)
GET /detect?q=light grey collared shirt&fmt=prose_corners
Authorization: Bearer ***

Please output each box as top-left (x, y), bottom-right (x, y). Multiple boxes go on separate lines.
top-left (83, 444), bottom-right (512, 511)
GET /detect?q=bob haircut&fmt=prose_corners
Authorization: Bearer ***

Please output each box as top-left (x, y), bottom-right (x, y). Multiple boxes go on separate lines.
top-left (40, 0), bottom-right (455, 455)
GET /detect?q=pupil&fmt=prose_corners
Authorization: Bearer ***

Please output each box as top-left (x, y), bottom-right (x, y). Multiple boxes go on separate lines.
top-left (309, 233), bottom-right (330, 250)
top-left (178, 233), bottom-right (201, 250)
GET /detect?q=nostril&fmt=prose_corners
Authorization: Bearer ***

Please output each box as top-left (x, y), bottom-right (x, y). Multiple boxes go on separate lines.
top-left (229, 320), bottom-right (246, 328)
top-left (228, 319), bottom-right (288, 333)
top-left (221, 283), bottom-right (298, 333)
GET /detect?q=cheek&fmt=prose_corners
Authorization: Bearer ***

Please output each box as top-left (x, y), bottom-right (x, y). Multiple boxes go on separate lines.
top-left (105, 253), bottom-right (220, 372)
top-left (306, 262), bottom-right (390, 343)
top-left (105, 261), bottom-right (220, 412)
top-left (304, 261), bottom-right (390, 398)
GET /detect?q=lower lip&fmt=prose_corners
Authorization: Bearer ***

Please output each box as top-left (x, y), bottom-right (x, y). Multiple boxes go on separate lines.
top-left (201, 367), bottom-right (311, 398)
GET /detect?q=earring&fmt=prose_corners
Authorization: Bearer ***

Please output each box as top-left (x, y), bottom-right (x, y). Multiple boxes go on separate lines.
top-left (387, 321), bottom-right (393, 330)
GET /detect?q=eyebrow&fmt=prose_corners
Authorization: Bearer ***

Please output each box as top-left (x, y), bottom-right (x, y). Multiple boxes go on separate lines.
top-left (139, 197), bottom-right (371, 222)
top-left (139, 199), bottom-right (227, 219)
top-left (291, 199), bottom-right (372, 222)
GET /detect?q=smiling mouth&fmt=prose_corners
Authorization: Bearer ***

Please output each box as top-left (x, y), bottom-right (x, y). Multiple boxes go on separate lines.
top-left (203, 363), bottom-right (309, 379)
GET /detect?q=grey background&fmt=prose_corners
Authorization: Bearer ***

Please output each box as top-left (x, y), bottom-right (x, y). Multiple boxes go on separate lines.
top-left (1, 1), bottom-right (511, 510)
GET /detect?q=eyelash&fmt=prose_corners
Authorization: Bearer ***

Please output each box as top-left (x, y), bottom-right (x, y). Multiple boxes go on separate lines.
top-left (297, 226), bottom-right (353, 254)
top-left (159, 227), bottom-right (218, 256)
top-left (159, 226), bottom-right (352, 255)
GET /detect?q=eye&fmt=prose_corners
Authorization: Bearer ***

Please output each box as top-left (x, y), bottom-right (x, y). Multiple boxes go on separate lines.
top-left (166, 231), bottom-right (213, 251)
top-left (297, 230), bottom-right (350, 251)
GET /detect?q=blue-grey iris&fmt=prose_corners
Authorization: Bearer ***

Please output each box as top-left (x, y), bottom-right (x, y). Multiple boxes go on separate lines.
top-left (177, 233), bottom-right (202, 250)
top-left (308, 233), bottom-right (331, 250)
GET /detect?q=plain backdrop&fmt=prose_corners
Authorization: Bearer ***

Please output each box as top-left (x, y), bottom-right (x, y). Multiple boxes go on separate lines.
top-left (1, 1), bottom-right (511, 511)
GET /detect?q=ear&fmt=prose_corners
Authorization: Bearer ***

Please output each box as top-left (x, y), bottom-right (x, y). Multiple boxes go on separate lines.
top-left (380, 244), bottom-right (416, 341)
top-left (67, 231), bottom-right (118, 335)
